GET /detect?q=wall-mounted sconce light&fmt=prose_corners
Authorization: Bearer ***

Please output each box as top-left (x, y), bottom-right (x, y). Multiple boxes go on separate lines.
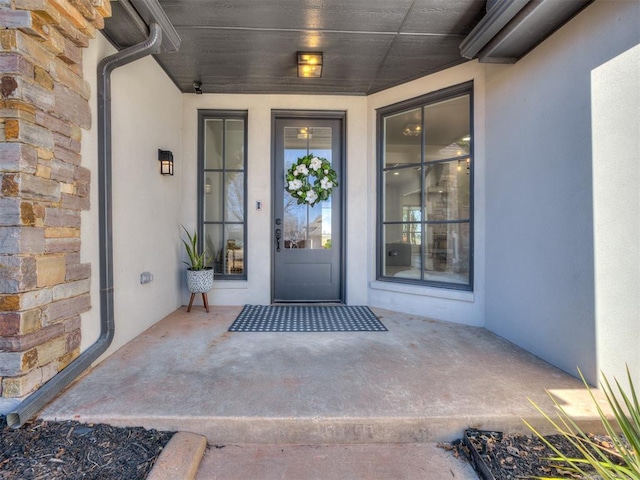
top-left (158, 149), bottom-right (174, 175)
top-left (297, 52), bottom-right (323, 78)
top-left (193, 81), bottom-right (203, 94)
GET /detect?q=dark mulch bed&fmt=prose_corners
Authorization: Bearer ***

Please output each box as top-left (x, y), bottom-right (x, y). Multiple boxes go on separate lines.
top-left (444, 429), bottom-right (619, 479)
top-left (0, 416), bottom-right (174, 479)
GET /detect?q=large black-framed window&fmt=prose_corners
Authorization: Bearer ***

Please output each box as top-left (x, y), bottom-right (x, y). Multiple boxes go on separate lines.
top-left (198, 110), bottom-right (248, 280)
top-left (377, 82), bottom-right (473, 290)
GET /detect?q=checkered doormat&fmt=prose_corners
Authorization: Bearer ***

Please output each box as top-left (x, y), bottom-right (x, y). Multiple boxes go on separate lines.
top-left (228, 305), bottom-right (387, 332)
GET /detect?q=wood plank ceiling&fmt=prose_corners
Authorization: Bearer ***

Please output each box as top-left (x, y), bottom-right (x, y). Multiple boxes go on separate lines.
top-left (104, 0), bottom-right (488, 95)
top-left (103, 0), bottom-right (594, 95)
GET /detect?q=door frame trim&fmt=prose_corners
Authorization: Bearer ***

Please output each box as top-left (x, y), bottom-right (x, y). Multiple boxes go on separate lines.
top-left (270, 110), bottom-right (347, 304)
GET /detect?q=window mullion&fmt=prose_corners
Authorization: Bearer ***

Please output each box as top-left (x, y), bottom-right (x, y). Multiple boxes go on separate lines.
top-left (420, 109), bottom-right (426, 282)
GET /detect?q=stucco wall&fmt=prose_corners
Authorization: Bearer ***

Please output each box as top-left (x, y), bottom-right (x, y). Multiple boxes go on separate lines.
top-left (592, 31), bottom-right (640, 388)
top-left (181, 95), bottom-right (368, 306)
top-left (81, 34), bottom-right (184, 357)
top-left (366, 61), bottom-right (487, 327)
top-left (484, 0), bottom-right (640, 384)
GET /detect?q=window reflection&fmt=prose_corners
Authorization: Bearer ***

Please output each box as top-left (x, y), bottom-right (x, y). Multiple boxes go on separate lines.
top-left (380, 86), bottom-right (472, 288)
top-left (283, 127), bottom-right (332, 250)
top-left (201, 113), bottom-right (246, 277)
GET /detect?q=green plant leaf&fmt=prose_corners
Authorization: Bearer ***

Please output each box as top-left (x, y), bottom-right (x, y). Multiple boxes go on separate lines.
top-left (180, 225), bottom-right (210, 270)
top-left (526, 366), bottom-right (640, 480)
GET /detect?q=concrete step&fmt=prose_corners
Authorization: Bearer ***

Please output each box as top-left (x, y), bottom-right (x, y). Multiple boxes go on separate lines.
top-left (193, 443), bottom-right (479, 480)
top-left (107, 411), bottom-right (606, 446)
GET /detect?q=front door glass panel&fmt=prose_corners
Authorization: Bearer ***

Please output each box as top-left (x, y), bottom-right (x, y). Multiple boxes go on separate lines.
top-left (283, 127), bottom-right (332, 250)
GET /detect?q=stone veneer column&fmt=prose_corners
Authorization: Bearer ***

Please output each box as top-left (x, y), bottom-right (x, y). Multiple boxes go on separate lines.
top-left (0, 0), bottom-right (110, 412)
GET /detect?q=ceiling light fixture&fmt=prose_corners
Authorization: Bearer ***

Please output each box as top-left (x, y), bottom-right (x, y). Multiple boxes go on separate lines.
top-left (297, 52), bottom-right (323, 78)
top-left (193, 81), bottom-right (202, 94)
top-left (402, 123), bottom-right (421, 136)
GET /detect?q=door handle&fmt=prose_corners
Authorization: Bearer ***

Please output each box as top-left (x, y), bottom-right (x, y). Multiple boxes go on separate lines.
top-left (275, 228), bottom-right (282, 252)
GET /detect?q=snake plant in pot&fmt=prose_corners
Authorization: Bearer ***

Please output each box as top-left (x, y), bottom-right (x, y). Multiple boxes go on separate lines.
top-left (181, 226), bottom-right (213, 293)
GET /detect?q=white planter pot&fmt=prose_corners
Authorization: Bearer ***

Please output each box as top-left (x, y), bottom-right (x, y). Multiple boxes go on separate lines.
top-left (186, 268), bottom-right (214, 293)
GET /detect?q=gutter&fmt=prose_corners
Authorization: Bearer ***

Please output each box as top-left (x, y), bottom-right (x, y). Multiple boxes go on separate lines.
top-left (459, 0), bottom-right (531, 60)
top-left (460, 0), bottom-right (593, 63)
top-left (8, 0), bottom-right (180, 428)
top-left (118, 0), bottom-right (150, 38)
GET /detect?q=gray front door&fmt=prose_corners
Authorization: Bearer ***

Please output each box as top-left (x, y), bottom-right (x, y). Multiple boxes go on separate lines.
top-left (273, 115), bottom-right (343, 302)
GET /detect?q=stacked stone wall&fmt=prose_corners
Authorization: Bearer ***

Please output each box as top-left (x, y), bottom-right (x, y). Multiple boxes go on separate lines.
top-left (0, 0), bottom-right (109, 410)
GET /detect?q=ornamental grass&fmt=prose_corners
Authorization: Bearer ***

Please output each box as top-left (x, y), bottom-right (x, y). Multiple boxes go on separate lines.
top-left (526, 366), bottom-right (640, 480)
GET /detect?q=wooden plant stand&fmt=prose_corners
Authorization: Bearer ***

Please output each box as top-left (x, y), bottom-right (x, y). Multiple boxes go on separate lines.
top-left (187, 292), bottom-right (209, 313)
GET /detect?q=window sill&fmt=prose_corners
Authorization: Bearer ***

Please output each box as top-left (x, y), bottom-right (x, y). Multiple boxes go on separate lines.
top-left (369, 280), bottom-right (475, 302)
top-left (212, 281), bottom-right (248, 290)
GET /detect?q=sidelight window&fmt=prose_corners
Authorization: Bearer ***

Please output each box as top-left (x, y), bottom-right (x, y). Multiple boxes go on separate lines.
top-left (198, 110), bottom-right (247, 279)
top-left (377, 83), bottom-right (473, 290)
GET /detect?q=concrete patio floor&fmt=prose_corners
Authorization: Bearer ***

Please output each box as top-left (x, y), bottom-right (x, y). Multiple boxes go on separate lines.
top-left (38, 306), bottom-right (606, 477)
top-left (40, 306), bottom-right (604, 440)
